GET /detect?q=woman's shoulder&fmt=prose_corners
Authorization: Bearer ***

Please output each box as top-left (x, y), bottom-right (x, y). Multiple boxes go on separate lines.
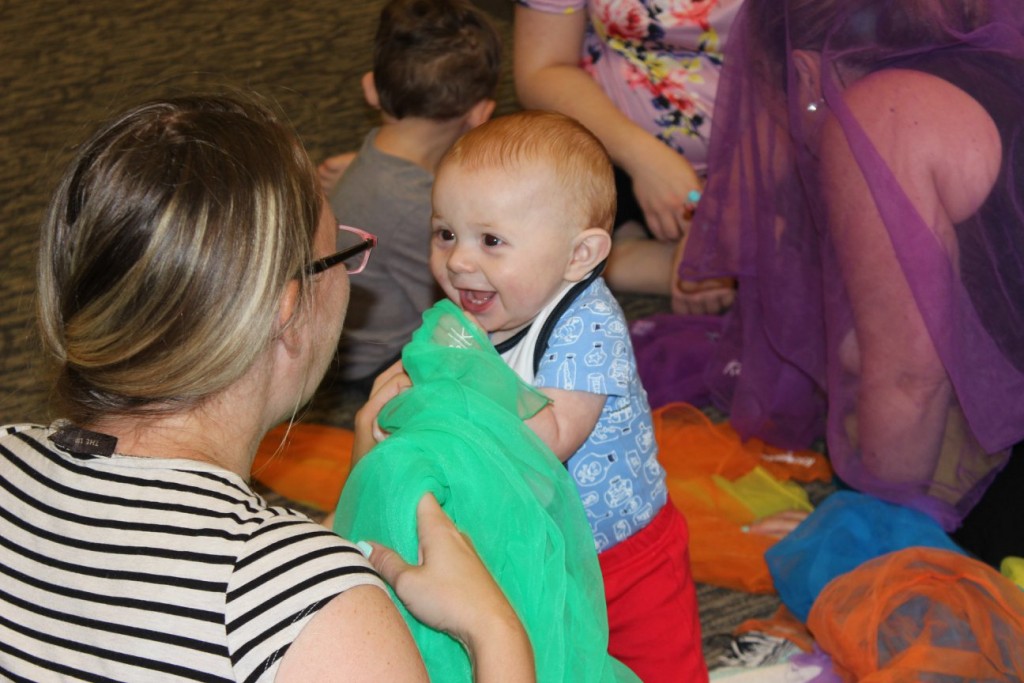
top-left (830, 68), bottom-right (1001, 221)
top-left (1, 423), bottom-right (49, 437)
top-left (840, 68), bottom-right (997, 145)
top-left (231, 510), bottom-right (385, 614)
top-left (238, 509), bottom-right (373, 564)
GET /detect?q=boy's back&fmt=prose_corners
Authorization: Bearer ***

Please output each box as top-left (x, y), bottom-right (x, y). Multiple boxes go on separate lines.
top-left (326, 0), bottom-right (501, 383)
top-left (330, 132), bottom-right (438, 381)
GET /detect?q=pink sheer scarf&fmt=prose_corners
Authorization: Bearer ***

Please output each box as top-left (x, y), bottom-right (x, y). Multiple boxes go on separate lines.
top-left (683, 0), bottom-right (1024, 530)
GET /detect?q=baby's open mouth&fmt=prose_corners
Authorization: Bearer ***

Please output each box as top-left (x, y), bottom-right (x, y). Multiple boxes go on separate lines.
top-left (459, 289), bottom-right (495, 314)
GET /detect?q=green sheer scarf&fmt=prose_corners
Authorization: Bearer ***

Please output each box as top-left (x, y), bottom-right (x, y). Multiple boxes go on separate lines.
top-left (333, 300), bottom-right (637, 682)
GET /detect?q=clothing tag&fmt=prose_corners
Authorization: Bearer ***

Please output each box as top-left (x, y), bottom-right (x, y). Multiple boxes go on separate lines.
top-left (50, 425), bottom-right (118, 456)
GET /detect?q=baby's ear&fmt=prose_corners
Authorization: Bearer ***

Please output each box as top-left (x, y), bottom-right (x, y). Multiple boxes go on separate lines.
top-left (564, 228), bottom-right (612, 282)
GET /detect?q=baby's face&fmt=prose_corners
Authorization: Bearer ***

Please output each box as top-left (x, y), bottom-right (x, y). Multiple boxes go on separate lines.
top-left (430, 161), bottom-right (581, 344)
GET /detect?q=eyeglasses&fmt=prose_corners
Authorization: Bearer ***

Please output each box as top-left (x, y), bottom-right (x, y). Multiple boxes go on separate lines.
top-left (305, 224), bottom-right (378, 276)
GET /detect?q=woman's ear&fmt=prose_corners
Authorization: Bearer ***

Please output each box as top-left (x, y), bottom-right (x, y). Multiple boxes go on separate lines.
top-left (792, 49), bottom-right (822, 106)
top-left (276, 279), bottom-right (303, 357)
top-left (361, 71), bottom-right (380, 110)
top-left (564, 228), bottom-right (613, 282)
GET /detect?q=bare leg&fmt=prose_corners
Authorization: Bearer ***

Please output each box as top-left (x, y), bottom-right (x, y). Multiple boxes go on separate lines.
top-left (603, 221), bottom-right (676, 296)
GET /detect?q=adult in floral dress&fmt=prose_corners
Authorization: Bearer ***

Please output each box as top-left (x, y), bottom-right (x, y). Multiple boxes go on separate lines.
top-left (513, 0), bottom-right (741, 312)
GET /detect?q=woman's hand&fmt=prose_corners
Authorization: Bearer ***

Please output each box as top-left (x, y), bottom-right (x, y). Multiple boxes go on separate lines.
top-left (627, 138), bottom-right (703, 242)
top-left (352, 360), bottom-right (411, 466)
top-left (367, 494), bottom-right (535, 682)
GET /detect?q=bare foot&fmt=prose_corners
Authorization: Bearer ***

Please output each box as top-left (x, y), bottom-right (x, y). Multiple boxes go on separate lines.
top-left (672, 276), bottom-right (736, 315)
top-left (745, 510), bottom-right (809, 539)
top-left (603, 221), bottom-right (677, 296)
top-left (670, 236), bottom-right (736, 314)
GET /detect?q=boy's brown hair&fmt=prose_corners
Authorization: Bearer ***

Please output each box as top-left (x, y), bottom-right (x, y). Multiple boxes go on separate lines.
top-left (374, 0), bottom-right (502, 120)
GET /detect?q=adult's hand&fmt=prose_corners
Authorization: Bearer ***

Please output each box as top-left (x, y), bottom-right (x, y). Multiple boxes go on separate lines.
top-left (627, 137), bottom-right (703, 242)
top-left (368, 494), bottom-right (536, 683)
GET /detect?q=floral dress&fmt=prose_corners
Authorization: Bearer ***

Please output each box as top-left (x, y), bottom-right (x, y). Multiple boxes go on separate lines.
top-left (517, 0), bottom-right (742, 172)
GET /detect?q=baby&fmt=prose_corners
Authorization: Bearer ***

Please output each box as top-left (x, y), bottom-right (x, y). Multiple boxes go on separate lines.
top-left (429, 110), bottom-right (708, 683)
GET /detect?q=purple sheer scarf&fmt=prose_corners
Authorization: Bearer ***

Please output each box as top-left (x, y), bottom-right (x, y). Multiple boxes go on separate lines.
top-left (683, 0), bottom-right (1024, 530)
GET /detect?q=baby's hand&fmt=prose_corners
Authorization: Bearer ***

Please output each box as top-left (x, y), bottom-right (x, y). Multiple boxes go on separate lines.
top-left (353, 360), bottom-right (411, 465)
top-left (317, 152), bottom-right (357, 194)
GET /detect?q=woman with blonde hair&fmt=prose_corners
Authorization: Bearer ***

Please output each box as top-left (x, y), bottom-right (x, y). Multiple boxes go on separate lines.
top-left (0, 94), bottom-right (533, 681)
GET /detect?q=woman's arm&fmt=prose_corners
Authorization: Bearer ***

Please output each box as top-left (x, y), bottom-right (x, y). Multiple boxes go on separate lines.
top-left (820, 69), bottom-right (1000, 483)
top-left (513, 5), bottom-right (699, 241)
top-left (282, 495), bottom-right (535, 682)
top-left (276, 585), bottom-right (429, 682)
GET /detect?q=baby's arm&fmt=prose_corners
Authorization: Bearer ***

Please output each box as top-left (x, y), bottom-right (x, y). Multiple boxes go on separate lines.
top-left (317, 151), bottom-right (357, 194)
top-left (525, 387), bottom-right (605, 462)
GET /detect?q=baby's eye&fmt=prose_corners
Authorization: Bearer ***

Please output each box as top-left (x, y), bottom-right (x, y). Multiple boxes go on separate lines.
top-left (483, 234), bottom-right (503, 247)
top-left (434, 228), bottom-right (455, 242)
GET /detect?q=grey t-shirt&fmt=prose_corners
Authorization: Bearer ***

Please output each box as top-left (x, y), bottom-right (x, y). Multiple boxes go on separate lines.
top-left (328, 128), bottom-right (441, 381)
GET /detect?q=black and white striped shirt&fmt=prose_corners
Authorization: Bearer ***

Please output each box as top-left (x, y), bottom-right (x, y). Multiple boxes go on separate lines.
top-left (0, 423), bottom-right (385, 682)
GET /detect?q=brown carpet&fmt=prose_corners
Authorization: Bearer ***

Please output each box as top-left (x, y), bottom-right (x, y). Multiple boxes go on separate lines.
top-left (0, 0), bottom-right (782, 669)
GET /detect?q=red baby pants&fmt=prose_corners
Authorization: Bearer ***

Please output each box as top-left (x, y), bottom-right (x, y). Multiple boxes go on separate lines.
top-left (598, 500), bottom-right (708, 682)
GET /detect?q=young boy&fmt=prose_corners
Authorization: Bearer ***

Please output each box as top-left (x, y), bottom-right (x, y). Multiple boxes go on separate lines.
top-left (321, 0), bottom-right (501, 386)
top-left (429, 110), bottom-right (708, 683)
